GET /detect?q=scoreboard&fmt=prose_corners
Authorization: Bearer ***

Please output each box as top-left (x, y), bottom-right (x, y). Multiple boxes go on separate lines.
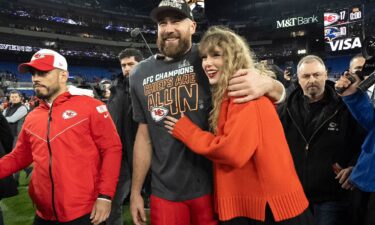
top-left (324, 5), bottom-right (363, 52)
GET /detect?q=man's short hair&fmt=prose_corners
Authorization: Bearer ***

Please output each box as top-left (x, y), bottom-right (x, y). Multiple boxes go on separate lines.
top-left (297, 55), bottom-right (326, 75)
top-left (118, 48), bottom-right (143, 62)
top-left (9, 90), bottom-right (22, 97)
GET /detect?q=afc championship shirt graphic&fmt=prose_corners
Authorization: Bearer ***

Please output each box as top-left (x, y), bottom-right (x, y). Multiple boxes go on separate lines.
top-left (142, 62), bottom-right (199, 122)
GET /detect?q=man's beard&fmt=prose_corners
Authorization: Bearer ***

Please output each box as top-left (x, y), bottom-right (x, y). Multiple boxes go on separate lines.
top-left (34, 85), bottom-right (60, 101)
top-left (306, 86), bottom-right (320, 96)
top-left (306, 86), bottom-right (324, 100)
top-left (157, 33), bottom-right (191, 58)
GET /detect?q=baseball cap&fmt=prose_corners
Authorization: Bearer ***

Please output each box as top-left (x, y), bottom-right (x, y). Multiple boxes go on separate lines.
top-left (150, 0), bottom-right (193, 22)
top-left (18, 49), bottom-right (68, 74)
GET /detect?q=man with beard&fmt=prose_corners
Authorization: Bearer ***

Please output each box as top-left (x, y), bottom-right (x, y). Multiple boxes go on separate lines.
top-left (129, 1), bottom-right (286, 225)
top-left (0, 49), bottom-right (122, 225)
top-left (0, 113), bottom-right (16, 225)
top-left (277, 55), bottom-right (366, 225)
top-left (106, 48), bottom-right (144, 225)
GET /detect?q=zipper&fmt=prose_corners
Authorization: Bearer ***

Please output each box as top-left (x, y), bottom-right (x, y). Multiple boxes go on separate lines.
top-left (287, 106), bottom-right (340, 195)
top-left (287, 108), bottom-right (308, 155)
top-left (306, 109), bottom-right (340, 147)
top-left (47, 104), bottom-right (58, 221)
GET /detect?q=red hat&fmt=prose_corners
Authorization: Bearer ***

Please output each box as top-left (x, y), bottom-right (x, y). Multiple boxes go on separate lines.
top-left (18, 49), bottom-right (68, 74)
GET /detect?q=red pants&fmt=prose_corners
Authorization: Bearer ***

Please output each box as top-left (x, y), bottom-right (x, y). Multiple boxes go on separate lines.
top-left (150, 194), bottom-right (218, 225)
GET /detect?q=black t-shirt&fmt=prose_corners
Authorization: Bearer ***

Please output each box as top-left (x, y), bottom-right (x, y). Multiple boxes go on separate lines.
top-left (130, 45), bottom-right (213, 201)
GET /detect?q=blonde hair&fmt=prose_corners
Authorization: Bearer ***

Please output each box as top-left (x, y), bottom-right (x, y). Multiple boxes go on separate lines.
top-left (199, 26), bottom-right (275, 133)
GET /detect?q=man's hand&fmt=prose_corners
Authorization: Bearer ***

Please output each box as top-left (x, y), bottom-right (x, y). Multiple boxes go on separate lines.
top-left (335, 166), bottom-right (354, 190)
top-left (90, 199), bottom-right (111, 225)
top-left (130, 193), bottom-right (147, 225)
top-left (228, 69), bottom-right (283, 103)
top-left (335, 72), bottom-right (361, 97)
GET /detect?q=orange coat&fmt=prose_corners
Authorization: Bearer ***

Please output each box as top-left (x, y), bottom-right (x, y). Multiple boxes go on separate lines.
top-left (172, 96), bottom-right (308, 222)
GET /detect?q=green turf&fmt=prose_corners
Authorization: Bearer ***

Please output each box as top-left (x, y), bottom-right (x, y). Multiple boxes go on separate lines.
top-left (0, 171), bottom-right (34, 225)
top-left (0, 171), bottom-right (149, 225)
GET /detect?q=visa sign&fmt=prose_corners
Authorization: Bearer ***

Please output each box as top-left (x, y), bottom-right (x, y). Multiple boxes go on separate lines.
top-left (328, 37), bottom-right (362, 51)
top-left (276, 15), bottom-right (318, 28)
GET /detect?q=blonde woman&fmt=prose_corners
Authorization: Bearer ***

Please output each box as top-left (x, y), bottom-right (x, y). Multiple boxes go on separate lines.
top-left (164, 26), bottom-right (313, 225)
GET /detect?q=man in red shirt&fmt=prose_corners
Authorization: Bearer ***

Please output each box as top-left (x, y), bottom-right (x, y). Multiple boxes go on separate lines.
top-left (0, 49), bottom-right (122, 225)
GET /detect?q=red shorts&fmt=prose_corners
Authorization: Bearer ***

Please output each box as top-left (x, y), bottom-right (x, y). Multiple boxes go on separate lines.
top-left (150, 194), bottom-right (218, 225)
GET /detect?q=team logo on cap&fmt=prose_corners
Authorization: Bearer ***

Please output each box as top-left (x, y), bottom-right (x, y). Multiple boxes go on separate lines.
top-left (33, 53), bottom-right (46, 60)
top-left (62, 110), bottom-right (77, 120)
top-left (151, 106), bottom-right (169, 122)
top-left (34, 53), bottom-right (42, 58)
top-left (159, 0), bottom-right (184, 9)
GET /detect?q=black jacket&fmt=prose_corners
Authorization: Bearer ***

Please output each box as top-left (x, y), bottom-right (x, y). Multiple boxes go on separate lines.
top-left (277, 81), bottom-right (366, 203)
top-left (0, 114), bottom-right (13, 154)
top-left (0, 113), bottom-right (17, 199)
top-left (107, 75), bottom-right (138, 173)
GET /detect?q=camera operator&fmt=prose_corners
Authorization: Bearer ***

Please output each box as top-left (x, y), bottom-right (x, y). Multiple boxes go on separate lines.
top-left (348, 54), bottom-right (375, 105)
top-left (336, 71), bottom-right (375, 225)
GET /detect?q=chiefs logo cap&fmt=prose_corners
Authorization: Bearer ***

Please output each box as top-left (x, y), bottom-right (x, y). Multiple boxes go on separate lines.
top-left (18, 49), bottom-right (68, 74)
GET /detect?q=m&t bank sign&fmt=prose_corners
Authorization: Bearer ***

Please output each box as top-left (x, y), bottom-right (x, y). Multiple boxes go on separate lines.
top-left (276, 15), bottom-right (318, 28)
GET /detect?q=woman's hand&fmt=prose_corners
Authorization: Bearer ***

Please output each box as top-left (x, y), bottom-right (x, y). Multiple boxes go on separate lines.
top-left (164, 113), bottom-right (184, 134)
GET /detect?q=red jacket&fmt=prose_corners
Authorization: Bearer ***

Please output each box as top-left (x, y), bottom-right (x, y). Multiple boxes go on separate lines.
top-left (0, 91), bottom-right (122, 222)
top-left (173, 96), bottom-right (308, 222)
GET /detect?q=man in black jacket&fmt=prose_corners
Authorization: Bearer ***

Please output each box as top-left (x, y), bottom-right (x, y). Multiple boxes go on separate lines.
top-left (277, 55), bottom-right (366, 225)
top-left (0, 113), bottom-right (16, 225)
top-left (106, 48), bottom-right (143, 225)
